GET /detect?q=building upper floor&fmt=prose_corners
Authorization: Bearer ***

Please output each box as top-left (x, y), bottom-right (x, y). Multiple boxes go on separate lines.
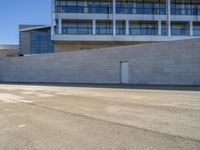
top-left (54, 0), bottom-right (200, 16)
top-left (51, 0), bottom-right (200, 42)
top-left (52, 19), bottom-right (200, 42)
top-left (54, 20), bottom-right (200, 36)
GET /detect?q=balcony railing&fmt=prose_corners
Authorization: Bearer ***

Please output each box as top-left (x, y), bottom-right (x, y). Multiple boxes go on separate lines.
top-left (62, 27), bottom-right (92, 35)
top-left (116, 28), bottom-right (125, 35)
top-left (96, 28), bottom-right (113, 35)
top-left (171, 8), bottom-right (200, 15)
top-left (193, 29), bottom-right (200, 36)
top-left (171, 28), bottom-right (190, 36)
top-left (129, 27), bottom-right (158, 35)
top-left (53, 25), bottom-right (199, 36)
top-left (56, 5), bottom-right (112, 14)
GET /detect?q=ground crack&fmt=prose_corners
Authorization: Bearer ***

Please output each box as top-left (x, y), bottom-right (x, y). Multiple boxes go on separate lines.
top-left (21, 101), bottom-right (200, 143)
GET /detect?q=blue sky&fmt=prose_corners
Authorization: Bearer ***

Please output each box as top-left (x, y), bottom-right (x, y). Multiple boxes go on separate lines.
top-left (0, 0), bottom-right (51, 44)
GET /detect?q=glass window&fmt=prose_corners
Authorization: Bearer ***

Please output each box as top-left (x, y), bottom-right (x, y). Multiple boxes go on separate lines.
top-left (96, 21), bottom-right (113, 35)
top-left (62, 20), bottom-right (92, 35)
top-left (30, 29), bottom-right (54, 54)
top-left (116, 21), bottom-right (125, 35)
top-left (193, 23), bottom-right (200, 36)
top-left (171, 22), bottom-right (189, 36)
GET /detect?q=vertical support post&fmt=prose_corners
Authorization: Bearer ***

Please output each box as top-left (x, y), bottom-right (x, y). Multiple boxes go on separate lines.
top-left (51, 0), bottom-right (55, 35)
top-left (92, 19), bottom-right (96, 35)
top-left (113, 0), bottom-right (116, 36)
top-left (133, 0), bottom-right (136, 14)
top-left (188, 0), bottom-right (191, 15)
top-left (181, 0), bottom-right (186, 15)
top-left (158, 20), bottom-right (162, 35)
top-left (126, 20), bottom-right (129, 35)
top-left (84, 1), bottom-right (88, 13)
top-left (58, 19), bottom-right (62, 34)
top-left (190, 21), bottom-right (193, 36)
top-left (167, 0), bottom-right (171, 36)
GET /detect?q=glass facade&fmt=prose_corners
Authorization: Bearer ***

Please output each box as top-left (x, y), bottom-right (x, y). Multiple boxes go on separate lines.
top-left (171, 1), bottom-right (200, 15)
top-left (53, 1), bottom-right (200, 37)
top-left (96, 21), bottom-right (113, 35)
top-left (55, 0), bottom-right (112, 14)
top-left (161, 22), bottom-right (190, 36)
top-left (161, 22), bottom-right (167, 35)
top-left (55, 0), bottom-right (200, 15)
top-left (30, 29), bottom-right (54, 54)
top-left (116, 21), bottom-right (125, 35)
top-left (116, 0), bottom-right (166, 15)
top-left (171, 22), bottom-right (190, 36)
top-left (56, 20), bottom-right (200, 36)
top-left (193, 22), bottom-right (200, 36)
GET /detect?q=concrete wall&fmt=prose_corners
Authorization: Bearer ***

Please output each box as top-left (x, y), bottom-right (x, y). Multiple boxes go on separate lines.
top-left (0, 39), bottom-right (200, 85)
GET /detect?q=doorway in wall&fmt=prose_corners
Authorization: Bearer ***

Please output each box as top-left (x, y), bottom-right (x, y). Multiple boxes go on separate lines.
top-left (120, 61), bottom-right (129, 84)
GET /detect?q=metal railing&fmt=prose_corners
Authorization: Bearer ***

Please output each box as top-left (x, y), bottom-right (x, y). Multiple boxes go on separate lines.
top-left (96, 28), bottom-right (113, 35)
top-left (62, 27), bottom-right (92, 35)
top-left (116, 28), bottom-right (125, 35)
top-left (171, 28), bottom-right (190, 36)
top-left (129, 27), bottom-right (158, 35)
top-left (56, 5), bottom-right (112, 14)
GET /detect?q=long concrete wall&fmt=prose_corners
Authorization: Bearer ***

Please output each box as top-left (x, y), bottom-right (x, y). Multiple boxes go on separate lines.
top-left (0, 39), bottom-right (200, 85)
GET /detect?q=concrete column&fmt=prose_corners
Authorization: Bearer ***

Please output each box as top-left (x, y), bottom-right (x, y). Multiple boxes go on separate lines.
top-left (167, 0), bottom-right (171, 36)
top-left (51, 14), bottom-right (55, 35)
top-left (58, 19), bottom-right (62, 34)
top-left (125, 20), bottom-right (129, 35)
top-left (158, 20), bottom-right (162, 35)
top-left (92, 19), bottom-right (96, 35)
top-left (190, 21), bottom-right (193, 36)
top-left (113, 0), bottom-right (116, 36)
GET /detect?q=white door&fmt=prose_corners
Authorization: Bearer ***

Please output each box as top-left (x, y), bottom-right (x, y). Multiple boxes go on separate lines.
top-left (120, 61), bottom-right (129, 84)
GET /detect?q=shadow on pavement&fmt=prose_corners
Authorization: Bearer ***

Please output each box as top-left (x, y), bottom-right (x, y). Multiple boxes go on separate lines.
top-left (0, 82), bottom-right (200, 92)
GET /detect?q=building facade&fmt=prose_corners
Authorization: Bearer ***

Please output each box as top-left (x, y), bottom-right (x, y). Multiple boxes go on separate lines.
top-left (19, 25), bottom-right (55, 55)
top-left (51, 0), bottom-right (200, 52)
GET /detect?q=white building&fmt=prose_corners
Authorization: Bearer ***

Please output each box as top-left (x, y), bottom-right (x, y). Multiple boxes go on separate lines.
top-left (51, 0), bottom-right (200, 52)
